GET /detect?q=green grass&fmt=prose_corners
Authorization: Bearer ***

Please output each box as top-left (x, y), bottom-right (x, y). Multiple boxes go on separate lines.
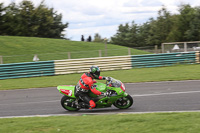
top-left (0, 36), bottom-right (150, 63)
top-left (0, 64), bottom-right (200, 90)
top-left (0, 112), bottom-right (200, 133)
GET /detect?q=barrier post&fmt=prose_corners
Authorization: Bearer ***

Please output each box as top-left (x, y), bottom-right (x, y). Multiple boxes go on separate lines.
top-left (104, 38), bottom-right (107, 57)
top-left (0, 56), bottom-right (3, 64)
top-left (68, 52), bottom-right (71, 59)
top-left (99, 50), bottom-right (102, 57)
top-left (161, 43), bottom-right (164, 53)
top-left (196, 51), bottom-right (200, 63)
top-left (155, 45), bottom-right (158, 54)
top-left (128, 48), bottom-right (131, 55)
top-left (184, 42), bottom-right (187, 52)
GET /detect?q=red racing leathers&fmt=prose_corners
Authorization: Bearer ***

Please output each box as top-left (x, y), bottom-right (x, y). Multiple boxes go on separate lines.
top-left (76, 72), bottom-right (106, 109)
top-left (79, 73), bottom-right (104, 95)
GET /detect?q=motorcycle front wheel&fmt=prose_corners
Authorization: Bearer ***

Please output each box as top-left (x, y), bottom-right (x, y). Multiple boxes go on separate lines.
top-left (113, 95), bottom-right (133, 109)
top-left (61, 95), bottom-right (80, 111)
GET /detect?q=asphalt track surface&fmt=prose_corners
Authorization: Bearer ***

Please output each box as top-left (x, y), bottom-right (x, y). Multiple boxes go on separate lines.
top-left (0, 80), bottom-right (200, 118)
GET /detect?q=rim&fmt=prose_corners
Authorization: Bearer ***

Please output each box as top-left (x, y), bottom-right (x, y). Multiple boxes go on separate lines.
top-left (114, 97), bottom-right (132, 109)
top-left (63, 99), bottom-right (78, 111)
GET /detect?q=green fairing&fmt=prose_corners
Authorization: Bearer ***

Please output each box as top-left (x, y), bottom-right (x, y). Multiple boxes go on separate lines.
top-left (88, 83), bottom-right (106, 97)
top-left (57, 85), bottom-right (76, 98)
top-left (89, 83), bottom-right (125, 96)
top-left (92, 83), bottom-right (128, 108)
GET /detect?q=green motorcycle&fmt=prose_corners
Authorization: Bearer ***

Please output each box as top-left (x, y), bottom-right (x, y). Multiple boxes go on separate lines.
top-left (57, 77), bottom-right (133, 111)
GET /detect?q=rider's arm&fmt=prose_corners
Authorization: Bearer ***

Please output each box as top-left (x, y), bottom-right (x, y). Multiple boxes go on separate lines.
top-left (88, 81), bottom-right (102, 95)
top-left (98, 76), bottom-right (106, 80)
top-left (99, 76), bottom-right (111, 81)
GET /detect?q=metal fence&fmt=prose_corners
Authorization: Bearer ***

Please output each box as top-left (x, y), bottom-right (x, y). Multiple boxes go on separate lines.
top-left (131, 46), bottom-right (162, 54)
top-left (162, 41), bottom-right (200, 53)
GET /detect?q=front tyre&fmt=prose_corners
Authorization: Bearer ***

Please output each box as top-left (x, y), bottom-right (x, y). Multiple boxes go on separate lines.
top-left (113, 95), bottom-right (133, 109)
top-left (61, 95), bottom-right (80, 111)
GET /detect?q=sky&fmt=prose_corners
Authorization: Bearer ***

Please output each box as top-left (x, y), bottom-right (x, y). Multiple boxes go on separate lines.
top-left (0, 0), bottom-right (199, 41)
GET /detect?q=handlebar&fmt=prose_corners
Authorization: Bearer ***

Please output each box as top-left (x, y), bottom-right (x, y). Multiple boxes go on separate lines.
top-left (106, 89), bottom-right (117, 97)
top-left (106, 77), bottom-right (112, 86)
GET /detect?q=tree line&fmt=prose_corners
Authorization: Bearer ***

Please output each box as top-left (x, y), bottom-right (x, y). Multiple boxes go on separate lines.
top-left (0, 0), bottom-right (68, 39)
top-left (111, 4), bottom-right (200, 47)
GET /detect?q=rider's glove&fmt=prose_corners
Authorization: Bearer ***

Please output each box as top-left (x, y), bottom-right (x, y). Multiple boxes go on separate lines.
top-left (105, 77), bottom-right (111, 81)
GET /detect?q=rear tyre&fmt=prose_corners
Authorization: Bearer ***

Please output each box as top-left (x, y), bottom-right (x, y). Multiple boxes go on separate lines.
top-left (113, 95), bottom-right (133, 109)
top-left (61, 95), bottom-right (80, 111)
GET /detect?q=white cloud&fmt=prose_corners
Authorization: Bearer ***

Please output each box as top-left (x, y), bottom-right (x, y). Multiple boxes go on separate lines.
top-left (0, 0), bottom-right (199, 41)
top-left (67, 24), bottom-right (119, 41)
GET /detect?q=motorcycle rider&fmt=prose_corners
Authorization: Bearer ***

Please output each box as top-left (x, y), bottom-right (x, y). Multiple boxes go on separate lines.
top-left (75, 66), bottom-right (110, 109)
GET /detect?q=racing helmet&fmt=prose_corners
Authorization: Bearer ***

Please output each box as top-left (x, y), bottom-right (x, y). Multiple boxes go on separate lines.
top-left (89, 66), bottom-right (100, 79)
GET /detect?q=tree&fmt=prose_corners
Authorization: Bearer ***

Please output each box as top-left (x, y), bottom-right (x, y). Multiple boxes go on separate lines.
top-left (0, 0), bottom-right (68, 39)
top-left (0, 3), bottom-right (5, 34)
top-left (126, 21), bottom-right (140, 47)
top-left (145, 18), bottom-right (160, 46)
top-left (93, 33), bottom-right (103, 42)
top-left (138, 21), bottom-right (151, 46)
top-left (177, 4), bottom-right (196, 41)
top-left (147, 6), bottom-right (173, 46)
top-left (2, 2), bottom-right (20, 35)
top-left (111, 4), bottom-right (200, 47)
top-left (34, 1), bottom-right (68, 38)
top-left (185, 7), bottom-right (200, 41)
top-left (111, 23), bottom-right (131, 46)
top-left (112, 6), bottom-right (174, 47)
top-left (18, 0), bottom-right (36, 36)
top-left (166, 14), bottom-right (181, 42)
top-left (112, 21), bottom-right (146, 47)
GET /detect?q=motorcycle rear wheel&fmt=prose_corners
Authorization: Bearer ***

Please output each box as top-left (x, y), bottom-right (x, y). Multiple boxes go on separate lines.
top-left (113, 95), bottom-right (133, 109)
top-left (61, 95), bottom-right (80, 111)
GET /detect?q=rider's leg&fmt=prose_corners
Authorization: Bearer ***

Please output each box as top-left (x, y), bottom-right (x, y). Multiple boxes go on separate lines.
top-left (78, 92), bottom-right (96, 109)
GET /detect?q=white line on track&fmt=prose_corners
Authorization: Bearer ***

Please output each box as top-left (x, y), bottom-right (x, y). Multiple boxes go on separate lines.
top-left (126, 80), bottom-right (200, 84)
top-left (1, 110), bottom-right (200, 119)
top-left (131, 90), bottom-right (200, 97)
top-left (0, 100), bottom-right (60, 106)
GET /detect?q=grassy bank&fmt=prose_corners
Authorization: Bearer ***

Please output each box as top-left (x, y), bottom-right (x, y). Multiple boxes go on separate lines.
top-left (0, 64), bottom-right (199, 90)
top-left (0, 112), bottom-right (200, 133)
top-left (0, 36), bottom-right (150, 63)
